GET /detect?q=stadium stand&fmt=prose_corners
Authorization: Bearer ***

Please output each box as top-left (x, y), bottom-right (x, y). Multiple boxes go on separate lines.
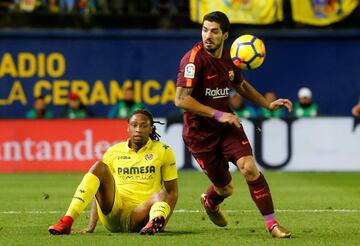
top-left (0, 0), bottom-right (359, 29)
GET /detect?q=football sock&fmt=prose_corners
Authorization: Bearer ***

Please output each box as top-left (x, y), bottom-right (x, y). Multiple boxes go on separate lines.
top-left (149, 201), bottom-right (171, 220)
top-left (247, 173), bottom-right (274, 216)
top-left (206, 185), bottom-right (226, 209)
top-left (264, 213), bottom-right (278, 230)
top-left (65, 172), bottom-right (100, 219)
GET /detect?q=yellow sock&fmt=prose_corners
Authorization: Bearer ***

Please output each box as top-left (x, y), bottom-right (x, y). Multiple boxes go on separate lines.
top-left (149, 201), bottom-right (171, 220)
top-left (65, 172), bottom-right (100, 219)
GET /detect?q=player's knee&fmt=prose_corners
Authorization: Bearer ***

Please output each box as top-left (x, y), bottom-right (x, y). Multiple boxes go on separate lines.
top-left (89, 161), bottom-right (110, 179)
top-left (240, 167), bottom-right (260, 181)
top-left (237, 157), bottom-right (259, 180)
top-left (152, 190), bottom-right (168, 203)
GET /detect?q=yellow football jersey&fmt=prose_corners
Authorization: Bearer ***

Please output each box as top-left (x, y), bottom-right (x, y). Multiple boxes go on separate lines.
top-left (102, 139), bottom-right (177, 205)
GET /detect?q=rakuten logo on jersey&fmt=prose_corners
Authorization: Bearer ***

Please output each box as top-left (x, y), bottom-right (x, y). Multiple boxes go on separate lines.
top-left (205, 87), bottom-right (230, 99)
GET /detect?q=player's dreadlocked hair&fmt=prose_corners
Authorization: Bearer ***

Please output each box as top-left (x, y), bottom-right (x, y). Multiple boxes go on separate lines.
top-left (129, 109), bottom-right (164, 141)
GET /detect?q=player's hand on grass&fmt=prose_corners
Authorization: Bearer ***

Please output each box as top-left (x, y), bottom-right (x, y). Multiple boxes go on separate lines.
top-left (214, 111), bottom-right (242, 128)
top-left (74, 227), bottom-right (95, 234)
top-left (269, 98), bottom-right (293, 112)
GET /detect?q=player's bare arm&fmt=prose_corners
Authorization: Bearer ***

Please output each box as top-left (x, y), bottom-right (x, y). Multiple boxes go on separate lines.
top-left (175, 87), bottom-right (242, 127)
top-left (175, 87), bottom-right (215, 117)
top-left (163, 179), bottom-right (178, 224)
top-left (76, 199), bottom-right (98, 233)
top-left (234, 80), bottom-right (292, 112)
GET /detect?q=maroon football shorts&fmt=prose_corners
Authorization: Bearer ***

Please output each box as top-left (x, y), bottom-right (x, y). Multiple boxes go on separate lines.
top-left (190, 124), bottom-right (253, 187)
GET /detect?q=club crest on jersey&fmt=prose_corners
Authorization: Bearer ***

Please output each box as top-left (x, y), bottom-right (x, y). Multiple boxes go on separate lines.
top-left (229, 70), bottom-right (234, 82)
top-left (144, 153), bottom-right (154, 161)
top-left (184, 63), bottom-right (195, 79)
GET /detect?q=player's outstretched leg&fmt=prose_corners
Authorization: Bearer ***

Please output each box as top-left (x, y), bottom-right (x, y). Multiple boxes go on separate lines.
top-left (200, 185), bottom-right (229, 227)
top-left (237, 156), bottom-right (291, 238)
top-left (247, 172), bottom-right (291, 238)
top-left (139, 201), bottom-right (170, 235)
top-left (48, 173), bottom-right (100, 235)
top-left (48, 172), bottom-right (100, 235)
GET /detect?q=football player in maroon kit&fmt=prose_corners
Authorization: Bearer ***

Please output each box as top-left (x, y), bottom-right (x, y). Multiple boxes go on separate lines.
top-left (175, 11), bottom-right (292, 238)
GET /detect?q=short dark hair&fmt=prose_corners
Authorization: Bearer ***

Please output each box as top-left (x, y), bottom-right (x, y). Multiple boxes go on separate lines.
top-left (203, 11), bottom-right (230, 33)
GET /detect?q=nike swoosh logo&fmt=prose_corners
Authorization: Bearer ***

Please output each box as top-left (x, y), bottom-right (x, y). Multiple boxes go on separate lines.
top-left (242, 140), bottom-right (249, 145)
top-left (207, 74), bottom-right (217, 79)
top-left (253, 187), bottom-right (266, 194)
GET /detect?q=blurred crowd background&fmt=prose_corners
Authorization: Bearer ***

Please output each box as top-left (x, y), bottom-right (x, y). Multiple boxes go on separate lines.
top-left (0, 0), bottom-right (359, 29)
top-left (1, 0), bottom-right (360, 119)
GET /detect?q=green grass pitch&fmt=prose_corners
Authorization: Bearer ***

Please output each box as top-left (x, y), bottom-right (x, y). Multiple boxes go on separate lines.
top-left (0, 171), bottom-right (359, 245)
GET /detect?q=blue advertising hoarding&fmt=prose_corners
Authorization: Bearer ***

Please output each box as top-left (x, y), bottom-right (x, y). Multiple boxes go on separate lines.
top-left (1, 29), bottom-right (360, 118)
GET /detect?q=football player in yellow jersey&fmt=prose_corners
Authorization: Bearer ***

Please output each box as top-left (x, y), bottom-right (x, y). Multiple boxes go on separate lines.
top-left (48, 109), bottom-right (178, 235)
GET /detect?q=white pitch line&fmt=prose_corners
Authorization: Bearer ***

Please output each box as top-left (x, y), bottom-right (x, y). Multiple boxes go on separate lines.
top-left (174, 209), bottom-right (360, 213)
top-left (1, 209), bottom-right (360, 215)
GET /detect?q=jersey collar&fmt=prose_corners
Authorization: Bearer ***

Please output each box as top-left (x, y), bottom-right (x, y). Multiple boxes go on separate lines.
top-left (125, 138), bottom-right (153, 153)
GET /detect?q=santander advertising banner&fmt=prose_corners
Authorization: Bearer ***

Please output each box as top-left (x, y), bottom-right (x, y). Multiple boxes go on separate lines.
top-left (1, 117), bottom-right (360, 172)
top-left (0, 119), bottom-right (127, 172)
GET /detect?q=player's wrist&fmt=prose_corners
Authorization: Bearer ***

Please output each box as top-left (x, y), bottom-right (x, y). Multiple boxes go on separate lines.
top-left (213, 110), bottom-right (224, 121)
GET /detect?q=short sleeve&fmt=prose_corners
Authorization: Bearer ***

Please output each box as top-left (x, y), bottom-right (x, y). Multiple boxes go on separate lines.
top-left (161, 146), bottom-right (178, 182)
top-left (176, 44), bottom-right (202, 88)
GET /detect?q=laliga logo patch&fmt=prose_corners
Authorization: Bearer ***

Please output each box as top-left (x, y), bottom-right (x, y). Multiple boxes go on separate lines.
top-left (184, 63), bottom-right (195, 79)
top-left (228, 70), bottom-right (234, 82)
top-left (144, 153), bottom-right (154, 161)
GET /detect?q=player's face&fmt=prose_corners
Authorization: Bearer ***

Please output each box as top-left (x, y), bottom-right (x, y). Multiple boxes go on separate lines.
top-left (128, 113), bottom-right (153, 147)
top-left (202, 20), bottom-right (228, 56)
